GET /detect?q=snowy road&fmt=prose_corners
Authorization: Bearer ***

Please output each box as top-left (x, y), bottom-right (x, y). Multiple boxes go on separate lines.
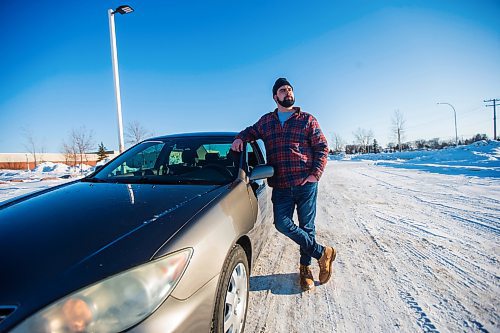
top-left (246, 161), bottom-right (499, 333)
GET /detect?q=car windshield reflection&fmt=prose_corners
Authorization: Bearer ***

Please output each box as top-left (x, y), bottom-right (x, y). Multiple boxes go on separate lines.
top-left (85, 137), bottom-right (239, 185)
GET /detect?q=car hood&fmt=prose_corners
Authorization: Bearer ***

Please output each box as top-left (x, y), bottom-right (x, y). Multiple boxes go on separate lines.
top-left (0, 181), bottom-right (224, 327)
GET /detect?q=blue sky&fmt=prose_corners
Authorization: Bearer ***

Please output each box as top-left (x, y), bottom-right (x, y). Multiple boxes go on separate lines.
top-left (1, 0), bottom-right (499, 153)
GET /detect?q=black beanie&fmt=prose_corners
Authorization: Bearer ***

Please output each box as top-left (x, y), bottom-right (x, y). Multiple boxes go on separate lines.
top-left (272, 77), bottom-right (293, 96)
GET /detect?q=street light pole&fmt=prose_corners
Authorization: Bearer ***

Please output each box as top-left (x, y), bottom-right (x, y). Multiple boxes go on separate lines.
top-left (437, 102), bottom-right (458, 147)
top-left (108, 5), bottom-right (134, 153)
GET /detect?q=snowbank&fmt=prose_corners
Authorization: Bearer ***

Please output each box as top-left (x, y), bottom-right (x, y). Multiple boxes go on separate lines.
top-left (0, 162), bottom-right (94, 182)
top-left (33, 162), bottom-right (72, 173)
top-left (332, 141), bottom-right (500, 178)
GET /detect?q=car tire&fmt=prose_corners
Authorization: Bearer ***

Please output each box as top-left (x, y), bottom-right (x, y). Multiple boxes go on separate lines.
top-left (211, 244), bottom-right (249, 333)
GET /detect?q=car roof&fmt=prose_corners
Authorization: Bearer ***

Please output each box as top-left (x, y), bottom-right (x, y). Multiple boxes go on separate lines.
top-left (148, 132), bottom-right (238, 141)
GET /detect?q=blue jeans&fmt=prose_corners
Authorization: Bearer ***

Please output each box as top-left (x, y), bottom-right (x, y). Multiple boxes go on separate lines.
top-left (271, 182), bottom-right (324, 266)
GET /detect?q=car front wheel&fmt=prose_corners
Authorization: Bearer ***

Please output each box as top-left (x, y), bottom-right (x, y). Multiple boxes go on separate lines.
top-left (212, 244), bottom-right (249, 333)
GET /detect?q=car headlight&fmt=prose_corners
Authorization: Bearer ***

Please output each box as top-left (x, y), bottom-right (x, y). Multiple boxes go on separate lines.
top-left (12, 248), bottom-right (193, 333)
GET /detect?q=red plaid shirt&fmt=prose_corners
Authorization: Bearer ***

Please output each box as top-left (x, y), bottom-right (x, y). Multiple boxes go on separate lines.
top-left (237, 107), bottom-right (328, 188)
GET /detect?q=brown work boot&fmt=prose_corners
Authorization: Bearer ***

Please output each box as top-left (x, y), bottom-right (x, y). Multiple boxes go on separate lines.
top-left (299, 265), bottom-right (315, 291)
top-left (318, 246), bottom-right (336, 284)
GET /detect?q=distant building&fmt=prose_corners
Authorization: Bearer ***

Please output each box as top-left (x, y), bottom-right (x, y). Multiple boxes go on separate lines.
top-left (0, 151), bottom-right (118, 170)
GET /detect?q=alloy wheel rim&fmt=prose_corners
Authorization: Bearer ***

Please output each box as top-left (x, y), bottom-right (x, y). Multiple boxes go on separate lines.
top-left (223, 262), bottom-right (248, 333)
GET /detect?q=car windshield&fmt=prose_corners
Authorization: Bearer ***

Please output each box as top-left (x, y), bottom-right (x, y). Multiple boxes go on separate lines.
top-left (85, 136), bottom-right (240, 185)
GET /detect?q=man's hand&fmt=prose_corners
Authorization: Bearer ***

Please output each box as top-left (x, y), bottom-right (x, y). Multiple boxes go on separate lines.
top-left (300, 175), bottom-right (318, 186)
top-left (231, 138), bottom-right (243, 152)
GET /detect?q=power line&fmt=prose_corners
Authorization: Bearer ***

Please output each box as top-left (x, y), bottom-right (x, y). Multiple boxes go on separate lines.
top-left (405, 115), bottom-right (449, 130)
top-left (484, 98), bottom-right (499, 140)
top-left (459, 107), bottom-right (484, 117)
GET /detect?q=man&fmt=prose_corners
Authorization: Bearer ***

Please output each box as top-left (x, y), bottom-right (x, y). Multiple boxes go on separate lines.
top-left (231, 77), bottom-right (336, 291)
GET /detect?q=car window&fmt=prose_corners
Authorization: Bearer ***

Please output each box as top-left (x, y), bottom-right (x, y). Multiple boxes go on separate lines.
top-left (246, 143), bottom-right (258, 171)
top-left (255, 139), bottom-right (266, 164)
top-left (169, 148), bottom-right (184, 165)
top-left (198, 143), bottom-right (232, 163)
top-left (109, 142), bottom-right (165, 176)
top-left (89, 137), bottom-right (239, 185)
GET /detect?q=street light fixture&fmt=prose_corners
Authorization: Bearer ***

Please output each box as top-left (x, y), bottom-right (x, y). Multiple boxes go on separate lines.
top-left (114, 5), bottom-right (134, 14)
top-left (108, 5), bottom-right (134, 153)
top-left (437, 102), bottom-right (458, 147)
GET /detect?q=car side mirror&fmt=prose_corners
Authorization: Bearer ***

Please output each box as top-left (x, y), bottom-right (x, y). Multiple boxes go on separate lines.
top-left (249, 165), bottom-right (274, 181)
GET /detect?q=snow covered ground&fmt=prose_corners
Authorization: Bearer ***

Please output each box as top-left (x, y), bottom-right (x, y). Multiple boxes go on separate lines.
top-left (1, 142), bottom-right (498, 332)
top-left (246, 161), bottom-right (499, 333)
top-left (248, 141), bottom-right (499, 332)
top-left (0, 162), bottom-right (94, 202)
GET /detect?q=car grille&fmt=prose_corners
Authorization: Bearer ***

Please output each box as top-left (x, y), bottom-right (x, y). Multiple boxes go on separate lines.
top-left (0, 306), bottom-right (16, 323)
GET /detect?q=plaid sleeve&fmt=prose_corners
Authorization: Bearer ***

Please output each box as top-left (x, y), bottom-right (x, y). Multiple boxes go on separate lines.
top-left (309, 116), bottom-right (329, 180)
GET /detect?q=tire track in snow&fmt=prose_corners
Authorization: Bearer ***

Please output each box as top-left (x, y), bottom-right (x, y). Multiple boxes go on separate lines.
top-left (399, 290), bottom-right (440, 332)
top-left (413, 197), bottom-right (500, 235)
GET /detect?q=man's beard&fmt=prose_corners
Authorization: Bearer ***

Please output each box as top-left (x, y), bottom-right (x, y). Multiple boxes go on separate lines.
top-left (277, 96), bottom-right (295, 108)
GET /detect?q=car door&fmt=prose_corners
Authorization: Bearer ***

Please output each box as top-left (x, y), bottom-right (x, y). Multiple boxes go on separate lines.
top-left (245, 141), bottom-right (272, 262)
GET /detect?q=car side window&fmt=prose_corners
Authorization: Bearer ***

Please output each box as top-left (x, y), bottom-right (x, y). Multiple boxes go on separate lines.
top-left (168, 148), bottom-right (184, 165)
top-left (255, 139), bottom-right (266, 164)
top-left (246, 143), bottom-right (256, 171)
top-left (247, 142), bottom-right (266, 175)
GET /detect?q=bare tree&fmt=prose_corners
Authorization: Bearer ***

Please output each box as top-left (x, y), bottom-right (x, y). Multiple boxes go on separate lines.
top-left (125, 121), bottom-right (152, 146)
top-left (391, 110), bottom-right (406, 152)
top-left (353, 128), bottom-right (374, 153)
top-left (331, 133), bottom-right (345, 153)
top-left (22, 127), bottom-right (39, 168)
top-left (39, 140), bottom-right (47, 163)
top-left (64, 126), bottom-right (95, 172)
top-left (61, 141), bottom-right (78, 166)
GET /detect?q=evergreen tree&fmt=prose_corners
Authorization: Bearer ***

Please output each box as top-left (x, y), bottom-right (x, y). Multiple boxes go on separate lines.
top-left (373, 139), bottom-right (380, 154)
top-left (97, 142), bottom-right (108, 162)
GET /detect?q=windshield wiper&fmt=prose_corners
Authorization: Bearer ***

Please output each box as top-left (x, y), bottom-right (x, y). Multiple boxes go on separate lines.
top-left (166, 179), bottom-right (226, 185)
top-left (81, 177), bottom-right (226, 185)
top-left (81, 178), bottom-right (110, 183)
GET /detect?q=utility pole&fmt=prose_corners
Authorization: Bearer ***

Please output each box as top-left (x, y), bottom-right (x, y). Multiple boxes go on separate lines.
top-left (484, 99), bottom-right (499, 140)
